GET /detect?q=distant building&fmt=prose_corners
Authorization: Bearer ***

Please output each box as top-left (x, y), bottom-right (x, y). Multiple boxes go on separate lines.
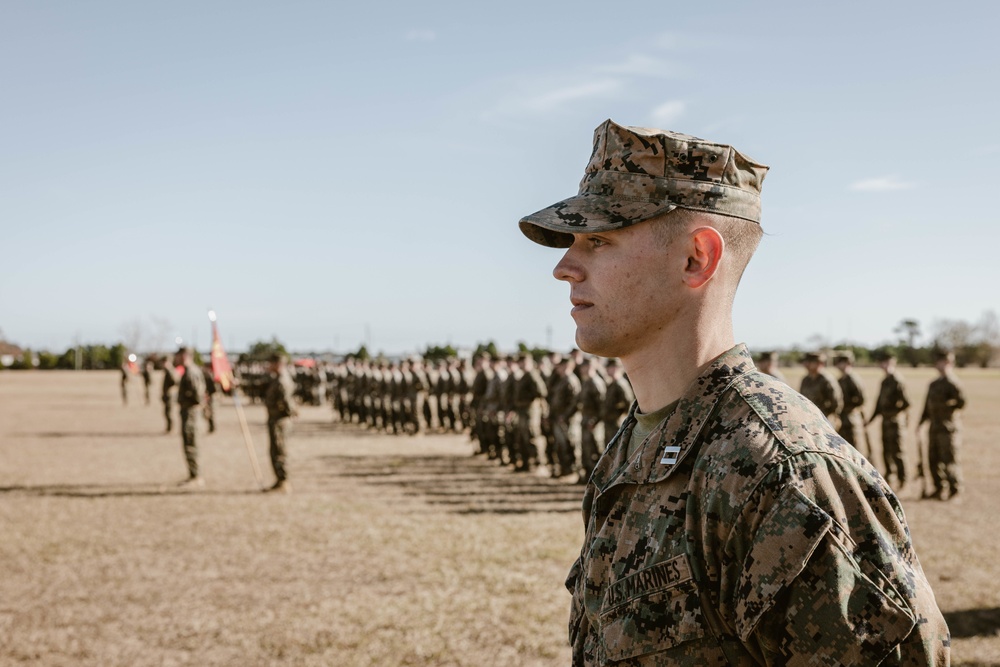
top-left (0, 340), bottom-right (24, 368)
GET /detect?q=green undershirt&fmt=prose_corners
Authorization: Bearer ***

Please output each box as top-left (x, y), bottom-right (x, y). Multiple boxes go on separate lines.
top-left (627, 399), bottom-right (679, 459)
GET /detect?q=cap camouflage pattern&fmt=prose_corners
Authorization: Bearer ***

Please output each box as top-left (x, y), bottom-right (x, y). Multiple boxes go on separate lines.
top-left (832, 350), bottom-right (855, 364)
top-left (520, 119), bottom-right (769, 248)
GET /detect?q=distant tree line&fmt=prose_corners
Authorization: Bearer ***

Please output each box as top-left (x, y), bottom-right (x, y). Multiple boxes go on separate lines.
top-left (4, 343), bottom-right (130, 370)
top-left (3, 311), bottom-right (998, 370)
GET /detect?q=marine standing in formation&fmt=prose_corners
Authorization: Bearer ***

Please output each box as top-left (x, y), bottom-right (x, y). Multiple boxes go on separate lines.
top-left (798, 350), bottom-right (843, 427)
top-left (577, 357), bottom-right (606, 483)
top-left (161, 357), bottom-right (177, 433)
top-left (263, 352), bottom-right (297, 493)
top-left (833, 350), bottom-right (868, 458)
top-left (600, 358), bottom-right (634, 448)
top-left (918, 349), bottom-right (966, 500)
top-left (119, 361), bottom-right (130, 406)
top-left (519, 119), bottom-right (948, 664)
top-left (142, 357), bottom-right (153, 405)
top-left (175, 347), bottom-right (206, 487)
top-left (869, 349), bottom-right (911, 490)
top-left (546, 355), bottom-right (581, 479)
top-left (755, 350), bottom-right (786, 382)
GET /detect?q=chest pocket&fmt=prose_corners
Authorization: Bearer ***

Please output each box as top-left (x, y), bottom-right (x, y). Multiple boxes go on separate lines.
top-left (598, 555), bottom-right (706, 661)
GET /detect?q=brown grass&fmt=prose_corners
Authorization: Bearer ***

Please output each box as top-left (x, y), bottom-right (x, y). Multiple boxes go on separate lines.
top-left (1, 368), bottom-right (997, 666)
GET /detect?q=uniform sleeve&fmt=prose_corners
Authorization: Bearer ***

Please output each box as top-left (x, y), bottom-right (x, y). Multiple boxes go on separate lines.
top-left (730, 461), bottom-right (950, 666)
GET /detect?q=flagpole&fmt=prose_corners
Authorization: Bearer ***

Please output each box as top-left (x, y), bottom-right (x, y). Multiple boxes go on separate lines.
top-left (208, 310), bottom-right (265, 490)
top-left (232, 386), bottom-right (265, 489)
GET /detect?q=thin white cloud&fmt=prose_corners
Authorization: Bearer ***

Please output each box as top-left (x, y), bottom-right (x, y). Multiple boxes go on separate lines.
top-left (596, 54), bottom-right (678, 78)
top-left (405, 29), bottom-right (436, 42)
top-left (519, 79), bottom-right (622, 114)
top-left (849, 176), bottom-right (914, 192)
top-left (655, 31), bottom-right (718, 51)
top-left (649, 100), bottom-right (685, 127)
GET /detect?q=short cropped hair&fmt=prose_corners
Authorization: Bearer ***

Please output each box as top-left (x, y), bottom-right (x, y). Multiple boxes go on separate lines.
top-left (649, 208), bottom-right (763, 301)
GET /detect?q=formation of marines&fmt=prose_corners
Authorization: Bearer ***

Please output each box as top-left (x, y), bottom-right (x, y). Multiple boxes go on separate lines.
top-left (758, 348), bottom-right (966, 500)
top-left (141, 345), bottom-right (966, 497)
top-left (313, 351), bottom-right (634, 481)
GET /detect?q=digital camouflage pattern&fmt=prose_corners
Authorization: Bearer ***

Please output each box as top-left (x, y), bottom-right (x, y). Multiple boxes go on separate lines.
top-left (871, 371), bottom-right (912, 485)
top-left (177, 363), bottom-right (206, 479)
top-left (798, 370), bottom-right (843, 423)
top-left (264, 367), bottom-right (297, 483)
top-left (519, 120), bottom-right (769, 248)
top-left (919, 373), bottom-right (966, 497)
top-left (837, 369), bottom-right (868, 455)
top-left (567, 345), bottom-right (948, 666)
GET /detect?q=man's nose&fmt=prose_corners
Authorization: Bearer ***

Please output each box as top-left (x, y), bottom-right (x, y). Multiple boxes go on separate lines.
top-left (553, 247), bottom-right (583, 283)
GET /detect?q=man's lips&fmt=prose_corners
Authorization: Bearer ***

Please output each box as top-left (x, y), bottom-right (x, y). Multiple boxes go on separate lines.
top-left (570, 298), bottom-right (593, 315)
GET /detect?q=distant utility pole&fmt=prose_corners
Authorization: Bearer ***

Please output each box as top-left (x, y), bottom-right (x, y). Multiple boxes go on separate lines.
top-left (546, 325), bottom-right (553, 350)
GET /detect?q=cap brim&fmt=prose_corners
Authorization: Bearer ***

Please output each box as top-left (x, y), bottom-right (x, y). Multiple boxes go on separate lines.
top-left (519, 193), bottom-right (676, 248)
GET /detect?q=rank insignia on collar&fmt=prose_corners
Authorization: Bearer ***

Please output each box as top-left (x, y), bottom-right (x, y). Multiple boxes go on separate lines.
top-left (660, 445), bottom-right (681, 465)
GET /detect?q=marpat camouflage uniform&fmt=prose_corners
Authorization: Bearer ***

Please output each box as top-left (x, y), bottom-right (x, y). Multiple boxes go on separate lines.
top-left (919, 373), bottom-right (966, 498)
top-left (578, 371), bottom-right (607, 480)
top-left (602, 373), bottom-right (635, 450)
top-left (871, 371), bottom-right (911, 485)
top-left (549, 369), bottom-right (582, 478)
top-left (837, 369), bottom-right (867, 457)
top-left (567, 345), bottom-right (948, 665)
top-left (264, 367), bottom-right (297, 484)
top-left (177, 362), bottom-right (206, 479)
top-left (799, 370), bottom-right (843, 425)
top-left (162, 363), bottom-right (177, 433)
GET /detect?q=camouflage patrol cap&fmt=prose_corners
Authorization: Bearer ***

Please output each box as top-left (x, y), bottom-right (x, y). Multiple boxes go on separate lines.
top-left (931, 347), bottom-right (954, 363)
top-left (872, 348), bottom-right (896, 362)
top-left (832, 350), bottom-right (855, 365)
top-left (519, 119), bottom-right (769, 248)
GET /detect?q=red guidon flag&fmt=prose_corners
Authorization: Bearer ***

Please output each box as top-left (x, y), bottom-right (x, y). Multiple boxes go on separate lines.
top-left (210, 320), bottom-right (235, 392)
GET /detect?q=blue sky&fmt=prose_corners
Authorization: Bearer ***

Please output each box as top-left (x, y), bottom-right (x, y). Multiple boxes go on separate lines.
top-left (2, 1), bottom-right (997, 356)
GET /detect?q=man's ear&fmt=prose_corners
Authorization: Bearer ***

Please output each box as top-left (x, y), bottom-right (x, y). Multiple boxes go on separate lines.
top-left (683, 226), bottom-right (725, 289)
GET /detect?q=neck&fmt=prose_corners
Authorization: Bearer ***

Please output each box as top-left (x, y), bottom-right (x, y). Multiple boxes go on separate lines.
top-left (621, 310), bottom-right (735, 413)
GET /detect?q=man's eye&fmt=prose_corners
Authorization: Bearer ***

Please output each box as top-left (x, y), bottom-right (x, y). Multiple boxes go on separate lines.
top-left (589, 237), bottom-right (607, 248)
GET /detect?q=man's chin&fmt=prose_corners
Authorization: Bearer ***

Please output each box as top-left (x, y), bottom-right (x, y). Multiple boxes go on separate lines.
top-left (574, 330), bottom-right (613, 358)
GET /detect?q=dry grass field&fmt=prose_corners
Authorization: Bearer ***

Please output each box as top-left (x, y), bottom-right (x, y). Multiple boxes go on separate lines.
top-left (1, 366), bottom-right (998, 666)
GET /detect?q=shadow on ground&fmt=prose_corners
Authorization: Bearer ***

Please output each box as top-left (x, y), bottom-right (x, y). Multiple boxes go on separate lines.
top-left (319, 453), bottom-right (584, 515)
top-left (945, 607), bottom-right (1000, 639)
top-left (0, 483), bottom-right (261, 498)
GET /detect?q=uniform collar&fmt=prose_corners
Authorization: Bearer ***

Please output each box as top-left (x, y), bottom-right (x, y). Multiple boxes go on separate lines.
top-left (592, 344), bottom-right (757, 493)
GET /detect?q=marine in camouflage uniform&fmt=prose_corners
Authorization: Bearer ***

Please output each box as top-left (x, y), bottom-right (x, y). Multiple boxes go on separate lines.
top-left (264, 353), bottom-right (297, 492)
top-left (203, 363), bottom-right (217, 434)
top-left (869, 351), bottom-right (912, 488)
top-left (479, 358), bottom-right (506, 460)
top-left (511, 354), bottom-right (547, 472)
top-left (519, 120), bottom-right (948, 665)
top-left (798, 351), bottom-right (843, 428)
top-left (578, 357), bottom-right (607, 483)
top-left (469, 355), bottom-right (492, 452)
top-left (175, 347), bottom-right (206, 484)
top-left (833, 351), bottom-right (868, 458)
top-left (755, 350), bottom-right (786, 383)
top-left (548, 356), bottom-right (581, 478)
top-left (567, 346), bottom-right (947, 665)
top-left (142, 358), bottom-right (153, 405)
top-left (918, 349), bottom-right (966, 500)
top-left (161, 358), bottom-right (177, 433)
top-left (601, 358), bottom-right (635, 447)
